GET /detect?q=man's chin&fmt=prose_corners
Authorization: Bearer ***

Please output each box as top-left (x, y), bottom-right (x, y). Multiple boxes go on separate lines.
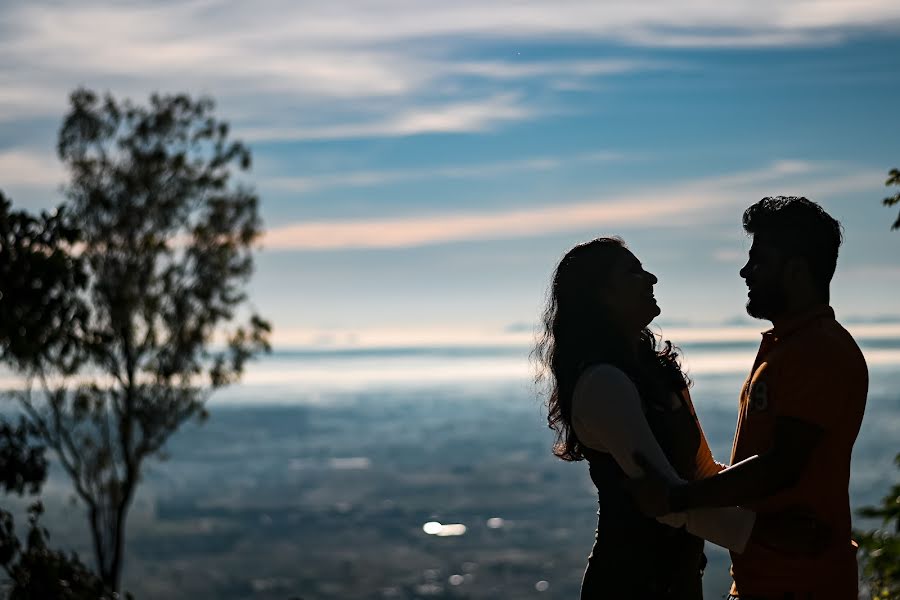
top-left (745, 299), bottom-right (773, 321)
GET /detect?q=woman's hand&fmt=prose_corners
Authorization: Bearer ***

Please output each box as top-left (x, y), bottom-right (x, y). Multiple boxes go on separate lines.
top-left (624, 452), bottom-right (675, 517)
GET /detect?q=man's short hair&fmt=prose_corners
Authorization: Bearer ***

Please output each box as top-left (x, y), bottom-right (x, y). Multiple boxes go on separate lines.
top-left (742, 196), bottom-right (843, 294)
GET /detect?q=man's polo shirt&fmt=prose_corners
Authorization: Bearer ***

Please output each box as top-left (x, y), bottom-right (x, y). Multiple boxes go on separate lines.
top-left (729, 305), bottom-right (868, 599)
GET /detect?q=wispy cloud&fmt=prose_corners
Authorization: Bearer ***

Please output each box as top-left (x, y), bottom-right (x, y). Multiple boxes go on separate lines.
top-left (620, 29), bottom-right (844, 48)
top-left (263, 151), bottom-right (624, 193)
top-left (3, 0), bottom-right (899, 139)
top-left (239, 94), bottom-right (533, 142)
top-left (263, 194), bottom-right (711, 251)
top-left (446, 59), bottom-right (668, 79)
top-left (0, 150), bottom-right (65, 187)
top-left (260, 161), bottom-right (884, 251)
top-left (0, 147), bottom-right (625, 205)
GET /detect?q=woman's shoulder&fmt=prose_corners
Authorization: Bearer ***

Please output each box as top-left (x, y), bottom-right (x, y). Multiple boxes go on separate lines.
top-left (578, 363), bottom-right (632, 382)
top-left (574, 363), bottom-right (639, 400)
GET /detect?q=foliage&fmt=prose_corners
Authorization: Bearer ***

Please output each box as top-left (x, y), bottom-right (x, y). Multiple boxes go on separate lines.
top-left (0, 419), bottom-right (46, 498)
top-left (1, 87), bottom-right (270, 592)
top-left (884, 168), bottom-right (900, 230)
top-left (0, 192), bottom-right (87, 373)
top-left (855, 452), bottom-right (900, 600)
top-left (1, 503), bottom-right (124, 600)
top-left (0, 418), bottom-right (116, 598)
top-left (0, 196), bottom-right (122, 598)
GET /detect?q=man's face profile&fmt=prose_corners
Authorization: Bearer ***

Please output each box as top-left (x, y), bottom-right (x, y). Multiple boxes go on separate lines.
top-left (740, 235), bottom-right (788, 320)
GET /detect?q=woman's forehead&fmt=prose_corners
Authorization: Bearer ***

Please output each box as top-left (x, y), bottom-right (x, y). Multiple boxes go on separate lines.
top-left (616, 248), bottom-right (639, 265)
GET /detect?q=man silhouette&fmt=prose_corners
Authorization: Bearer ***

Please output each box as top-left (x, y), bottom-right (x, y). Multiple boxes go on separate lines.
top-left (630, 197), bottom-right (868, 600)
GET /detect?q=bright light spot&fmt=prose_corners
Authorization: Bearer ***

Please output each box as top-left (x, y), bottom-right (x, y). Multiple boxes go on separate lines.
top-left (486, 517), bottom-right (505, 528)
top-left (448, 574), bottom-right (464, 586)
top-left (436, 523), bottom-right (467, 536)
top-left (423, 521), bottom-right (443, 535)
top-left (535, 580), bottom-right (550, 592)
top-left (422, 521), bottom-right (467, 536)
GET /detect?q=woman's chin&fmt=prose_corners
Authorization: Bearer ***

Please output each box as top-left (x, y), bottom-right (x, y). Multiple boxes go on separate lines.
top-left (639, 309), bottom-right (661, 329)
top-left (631, 300), bottom-right (661, 329)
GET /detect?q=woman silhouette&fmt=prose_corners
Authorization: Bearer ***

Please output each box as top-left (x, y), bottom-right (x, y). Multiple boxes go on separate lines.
top-left (534, 237), bottom-right (755, 599)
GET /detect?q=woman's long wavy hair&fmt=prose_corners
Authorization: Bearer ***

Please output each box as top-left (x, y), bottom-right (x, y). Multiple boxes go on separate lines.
top-left (533, 237), bottom-right (689, 462)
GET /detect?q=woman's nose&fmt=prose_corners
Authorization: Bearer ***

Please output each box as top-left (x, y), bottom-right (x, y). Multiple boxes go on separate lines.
top-left (647, 271), bottom-right (658, 284)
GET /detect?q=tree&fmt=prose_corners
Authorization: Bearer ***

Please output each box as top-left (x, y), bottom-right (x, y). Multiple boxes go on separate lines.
top-left (0, 192), bottom-right (88, 378)
top-left (0, 417), bottom-right (108, 600)
top-left (884, 168), bottom-right (900, 230)
top-left (2, 88), bottom-right (271, 592)
top-left (0, 419), bottom-right (121, 600)
top-left (1, 496), bottom-right (118, 600)
top-left (0, 196), bottom-right (116, 599)
top-left (864, 167), bottom-right (900, 596)
top-left (855, 452), bottom-right (900, 600)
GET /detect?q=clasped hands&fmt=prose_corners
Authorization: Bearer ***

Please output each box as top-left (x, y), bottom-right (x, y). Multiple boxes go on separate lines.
top-left (624, 452), bottom-right (831, 557)
top-left (622, 452), bottom-right (679, 517)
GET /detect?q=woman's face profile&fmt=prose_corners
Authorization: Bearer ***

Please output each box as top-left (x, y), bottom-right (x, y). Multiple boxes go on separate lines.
top-left (597, 249), bottom-right (660, 330)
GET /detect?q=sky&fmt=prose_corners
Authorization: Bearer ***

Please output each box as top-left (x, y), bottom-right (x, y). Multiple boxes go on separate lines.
top-left (1, 0), bottom-right (899, 348)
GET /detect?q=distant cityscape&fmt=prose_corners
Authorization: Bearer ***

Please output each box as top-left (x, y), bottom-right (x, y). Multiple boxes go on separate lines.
top-left (11, 339), bottom-right (898, 599)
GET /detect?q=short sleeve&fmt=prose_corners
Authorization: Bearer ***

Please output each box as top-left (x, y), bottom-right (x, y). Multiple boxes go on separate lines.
top-left (572, 365), bottom-right (683, 484)
top-left (770, 354), bottom-right (844, 431)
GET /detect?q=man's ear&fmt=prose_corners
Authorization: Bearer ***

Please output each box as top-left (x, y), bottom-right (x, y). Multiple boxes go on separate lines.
top-left (783, 256), bottom-right (813, 289)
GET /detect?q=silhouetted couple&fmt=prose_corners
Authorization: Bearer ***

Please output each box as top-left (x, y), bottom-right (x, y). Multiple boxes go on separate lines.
top-left (536, 197), bottom-right (866, 600)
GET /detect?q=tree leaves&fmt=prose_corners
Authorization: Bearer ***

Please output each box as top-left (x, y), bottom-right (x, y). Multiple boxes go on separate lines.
top-left (0, 193), bottom-right (88, 374)
top-left (0, 418), bottom-right (47, 496)
top-left (884, 168), bottom-right (900, 230)
top-left (0, 503), bottom-right (124, 600)
top-left (2, 87), bottom-right (271, 592)
top-left (855, 452), bottom-right (900, 599)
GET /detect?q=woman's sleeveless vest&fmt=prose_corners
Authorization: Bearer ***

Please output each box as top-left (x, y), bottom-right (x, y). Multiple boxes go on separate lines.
top-left (579, 380), bottom-right (706, 600)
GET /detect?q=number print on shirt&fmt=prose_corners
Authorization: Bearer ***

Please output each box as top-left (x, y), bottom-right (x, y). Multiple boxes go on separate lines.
top-left (748, 380), bottom-right (769, 414)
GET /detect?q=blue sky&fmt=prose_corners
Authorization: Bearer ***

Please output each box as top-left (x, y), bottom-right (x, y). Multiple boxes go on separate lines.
top-left (1, 1), bottom-right (899, 347)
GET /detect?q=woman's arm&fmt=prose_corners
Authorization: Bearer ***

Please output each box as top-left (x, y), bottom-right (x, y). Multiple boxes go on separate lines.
top-left (572, 364), bottom-right (681, 482)
top-left (681, 507), bottom-right (755, 553)
top-left (573, 366), bottom-right (755, 553)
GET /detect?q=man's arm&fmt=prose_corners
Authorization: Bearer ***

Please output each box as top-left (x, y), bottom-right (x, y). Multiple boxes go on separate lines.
top-left (631, 415), bottom-right (823, 516)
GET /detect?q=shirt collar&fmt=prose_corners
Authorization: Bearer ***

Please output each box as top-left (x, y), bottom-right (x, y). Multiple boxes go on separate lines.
top-left (764, 304), bottom-right (835, 340)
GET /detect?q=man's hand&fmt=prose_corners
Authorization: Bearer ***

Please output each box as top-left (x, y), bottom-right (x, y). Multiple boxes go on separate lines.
top-left (623, 452), bottom-right (676, 517)
top-left (751, 507), bottom-right (832, 557)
